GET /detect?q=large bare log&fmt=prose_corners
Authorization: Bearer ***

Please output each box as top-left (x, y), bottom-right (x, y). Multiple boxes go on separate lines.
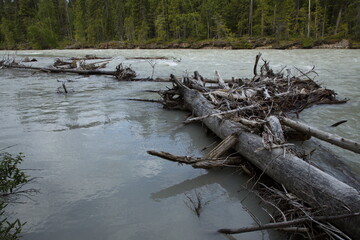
top-left (2, 64), bottom-right (117, 76)
top-left (170, 76), bottom-right (360, 238)
top-left (281, 117), bottom-right (360, 154)
top-left (1, 63), bottom-right (238, 83)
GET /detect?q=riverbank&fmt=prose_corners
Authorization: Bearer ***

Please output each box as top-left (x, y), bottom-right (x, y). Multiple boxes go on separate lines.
top-left (65, 38), bottom-right (358, 50)
top-left (2, 38), bottom-right (359, 51)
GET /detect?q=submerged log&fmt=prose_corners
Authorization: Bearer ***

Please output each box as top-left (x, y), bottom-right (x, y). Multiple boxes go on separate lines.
top-left (170, 75), bottom-right (360, 238)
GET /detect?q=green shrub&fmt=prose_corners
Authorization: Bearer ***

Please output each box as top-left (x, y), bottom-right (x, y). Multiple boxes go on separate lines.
top-left (27, 24), bottom-right (58, 49)
top-left (0, 152), bottom-right (28, 240)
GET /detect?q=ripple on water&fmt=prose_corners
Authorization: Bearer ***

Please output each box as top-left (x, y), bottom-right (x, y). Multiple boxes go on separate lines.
top-left (1, 49), bottom-right (359, 240)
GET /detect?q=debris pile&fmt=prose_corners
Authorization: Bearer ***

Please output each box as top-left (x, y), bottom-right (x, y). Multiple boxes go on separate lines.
top-left (150, 54), bottom-right (360, 239)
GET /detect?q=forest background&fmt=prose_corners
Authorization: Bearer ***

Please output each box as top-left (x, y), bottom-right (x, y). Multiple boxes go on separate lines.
top-left (1, 0), bottom-right (360, 50)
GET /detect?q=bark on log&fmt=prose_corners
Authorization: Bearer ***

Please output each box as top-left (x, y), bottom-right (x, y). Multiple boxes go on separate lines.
top-left (281, 117), bottom-right (360, 154)
top-left (171, 76), bottom-right (360, 238)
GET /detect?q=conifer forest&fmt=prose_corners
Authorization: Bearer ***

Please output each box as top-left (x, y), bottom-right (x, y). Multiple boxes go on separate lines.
top-left (0, 1), bottom-right (360, 49)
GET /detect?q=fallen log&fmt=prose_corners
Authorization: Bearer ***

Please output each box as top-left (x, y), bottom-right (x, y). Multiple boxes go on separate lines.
top-left (1, 63), bottom-right (241, 84)
top-left (281, 117), bottom-right (360, 154)
top-left (147, 150), bottom-right (242, 169)
top-left (1, 64), bottom-right (117, 76)
top-left (169, 75), bottom-right (360, 238)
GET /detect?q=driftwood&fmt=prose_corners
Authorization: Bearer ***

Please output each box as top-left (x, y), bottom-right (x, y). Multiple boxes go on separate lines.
top-left (147, 151), bottom-right (242, 169)
top-left (147, 133), bottom-right (242, 169)
top-left (282, 117), bottom-right (360, 154)
top-left (218, 212), bottom-right (360, 235)
top-left (159, 75), bottom-right (360, 238)
top-left (1, 59), bottom-right (243, 84)
top-left (70, 55), bottom-right (111, 60)
top-left (205, 134), bottom-right (238, 159)
top-left (1, 63), bottom-right (117, 76)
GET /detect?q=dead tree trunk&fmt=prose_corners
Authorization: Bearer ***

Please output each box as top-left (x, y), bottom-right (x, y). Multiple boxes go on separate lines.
top-left (172, 76), bottom-right (360, 239)
top-left (2, 64), bottom-right (117, 76)
top-left (281, 117), bottom-right (360, 154)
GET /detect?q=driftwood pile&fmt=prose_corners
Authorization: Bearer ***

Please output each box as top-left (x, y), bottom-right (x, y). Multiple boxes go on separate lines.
top-left (148, 54), bottom-right (360, 239)
top-left (0, 56), bottom-right (138, 81)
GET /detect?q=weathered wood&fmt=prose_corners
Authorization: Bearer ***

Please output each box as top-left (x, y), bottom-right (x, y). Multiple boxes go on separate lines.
top-left (330, 120), bottom-right (347, 127)
top-left (205, 133), bottom-right (238, 159)
top-left (253, 52), bottom-right (262, 77)
top-left (147, 150), bottom-right (242, 169)
top-left (2, 64), bottom-right (117, 76)
top-left (62, 83), bottom-right (68, 94)
top-left (2, 63), bottom-right (240, 83)
top-left (281, 117), bottom-right (360, 154)
top-left (184, 104), bottom-right (257, 123)
top-left (171, 76), bottom-right (360, 238)
top-left (267, 116), bottom-right (285, 144)
top-left (208, 90), bottom-right (245, 100)
top-left (233, 117), bottom-right (264, 128)
top-left (218, 212), bottom-right (360, 235)
top-left (215, 71), bottom-right (229, 89)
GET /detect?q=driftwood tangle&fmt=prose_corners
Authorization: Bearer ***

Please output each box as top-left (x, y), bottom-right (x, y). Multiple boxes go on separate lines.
top-left (2, 54), bottom-right (359, 238)
top-left (0, 58), bottom-right (242, 83)
top-left (150, 54), bottom-right (360, 238)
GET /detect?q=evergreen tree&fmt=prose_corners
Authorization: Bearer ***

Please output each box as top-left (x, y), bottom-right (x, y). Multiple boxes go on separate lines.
top-left (27, 0), bottom-right (58, 49)
top-left (1, 0), bottom-right (360, 49)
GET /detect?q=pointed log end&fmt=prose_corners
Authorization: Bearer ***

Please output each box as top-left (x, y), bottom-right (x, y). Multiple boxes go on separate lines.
top-left (217, 228), bottom-right (231, 234)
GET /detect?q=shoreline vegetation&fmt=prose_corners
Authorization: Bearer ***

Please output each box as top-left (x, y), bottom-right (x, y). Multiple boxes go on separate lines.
top-left (1, 1), bottom-right (359, 51)
top-left (1, 38), bottom-right (358, 51)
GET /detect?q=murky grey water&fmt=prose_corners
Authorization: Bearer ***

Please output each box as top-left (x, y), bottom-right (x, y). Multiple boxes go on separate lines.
top-left (0, 49), bottom-right (359, 240)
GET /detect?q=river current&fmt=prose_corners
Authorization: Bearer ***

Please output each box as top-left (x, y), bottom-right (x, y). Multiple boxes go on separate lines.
top-left (0, 49), bottom-right (359, 240)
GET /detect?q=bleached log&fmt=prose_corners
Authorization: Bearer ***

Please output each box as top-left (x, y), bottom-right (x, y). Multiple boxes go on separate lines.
top-left (184, 104), bottom-right (257, 123)
top-left (147, 150), bottom-right (242, 169)
top-left (171, 76), bottom-right (360, 238)
top-left (233, 118), bottom-right (264, 128)
top-left (206, 133), bottom-right (238, 159)
top-left (281, 117), bottom-right (360, 154)
top-left (215, 70), bottom-right (229, 89)
top-left (209, 90), bottom-right (245, 100)
top-left (2, 64), bottom-right (117, 76)
top-left (267, 116), bottom-right (285, 144)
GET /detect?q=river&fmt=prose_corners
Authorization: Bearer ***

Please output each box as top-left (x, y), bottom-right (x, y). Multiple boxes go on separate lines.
top-left (0, 49), bottom-right (359, 240)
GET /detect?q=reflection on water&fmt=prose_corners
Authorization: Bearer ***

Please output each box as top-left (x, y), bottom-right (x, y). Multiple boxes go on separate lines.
top-left (0, 49), bottom-right (359, 240)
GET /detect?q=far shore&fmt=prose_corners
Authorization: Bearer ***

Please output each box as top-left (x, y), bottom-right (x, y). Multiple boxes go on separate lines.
top-left (1, 38), bottom-right (359, 51)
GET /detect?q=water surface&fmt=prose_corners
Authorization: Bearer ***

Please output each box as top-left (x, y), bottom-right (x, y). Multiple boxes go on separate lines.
top-left (1, 49), bottom-right (359, 240)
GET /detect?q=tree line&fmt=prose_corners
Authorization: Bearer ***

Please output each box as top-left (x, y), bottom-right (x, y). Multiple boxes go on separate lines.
top-left (1, 0), bottom-right (359, 49)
